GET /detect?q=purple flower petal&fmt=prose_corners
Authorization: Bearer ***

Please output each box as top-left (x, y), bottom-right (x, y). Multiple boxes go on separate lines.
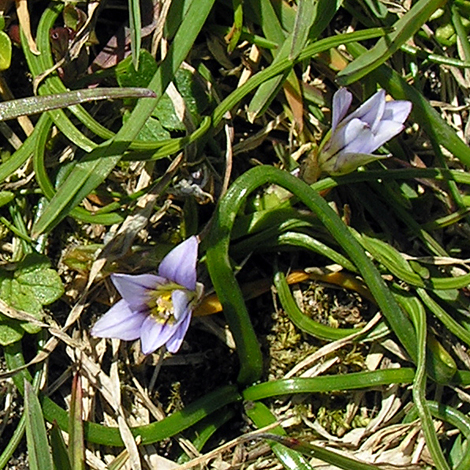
top-left (367, 121), bottom-right (405, 152)
top-left (166, 313), bottom-right (192, 353)
top-left (340, 119), bottom-right (401, 156)
top-left (140, 315), bottom-right (176, 354)
top-left (91, 300), bottom-right (146, 340)
top-left (331, 88), bottom-right (352, 132)
top-left (382, 100), bottom-right (412, 124)
top-left (347, 90), bottom-right (386, 127)
top-left (317, 88), bottom-right (411, 177)
top-left (158, 236), bottom-right (198, 290)
top-left (91, 236), bottom-right (201, 354)
top-left (325, 118), bottom-right (368, 157)
top-left (365, 97), bottom-right (385, 134)
top-left (111, 273), bottom-right (166, 310)
top-left (172, 289), bottom-right (193, 321)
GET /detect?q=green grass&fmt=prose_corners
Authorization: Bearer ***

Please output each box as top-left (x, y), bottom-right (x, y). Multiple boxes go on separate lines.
top-left (1, 0), bottom-right (470, 469)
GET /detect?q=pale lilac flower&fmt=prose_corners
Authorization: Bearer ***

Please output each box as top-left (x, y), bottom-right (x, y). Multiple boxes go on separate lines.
top-left (317, 88), bottom-right (412, 176)
top-left (91, 236), bottom-right (203, 354)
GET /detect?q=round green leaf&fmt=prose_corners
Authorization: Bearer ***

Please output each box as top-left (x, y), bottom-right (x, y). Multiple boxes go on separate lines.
top-left (0, 31), bottom-right (12, 71)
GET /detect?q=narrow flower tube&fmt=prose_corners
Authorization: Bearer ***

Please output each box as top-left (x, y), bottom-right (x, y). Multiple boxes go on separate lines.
top-left (91, 236), bottom-right (203, 354)
top-left (305, 88), bottom-right (412, 180)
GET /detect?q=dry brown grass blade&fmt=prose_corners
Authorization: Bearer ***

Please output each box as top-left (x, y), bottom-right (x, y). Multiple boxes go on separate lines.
top-left (111, 340), bottom-right (142, 470)
top-left (90, 153), bottom-right (183, 269)
top-left (174, 422), bottom-right (281, 470)
top-left (284, 78), bottom-right (304, 134)
top-left (284, 312), bottom-right (382, 379)
top-left (16, 0), bottom-right (39, 55)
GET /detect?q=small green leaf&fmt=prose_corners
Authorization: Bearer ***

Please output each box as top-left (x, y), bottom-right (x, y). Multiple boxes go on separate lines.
top-left (0, 254), bottom-right (63, 345)
top-left (0, 319), bottom-right (25, 345)
top-left (174, 68), bottom-right (209, 117)
top-left (0, 190), bottom-right (14, 207)
top-left (116, 50), bottom-right (157, 88)
top-left (0, 30), bottom-right (11, 71)
top-left (118, 52), bottom-right (183, 130)
top-left (117, 51), bottom-right (207, 131)
top-left (15, 254), bottom-right (65, 305)
top-left (63, 4), bottom-right (87, 32)
top-left (153, 95), bottom-right (186, 132)
top-left (227, 0), bottom-right (243, 53)
top-left (124, 113), bottom-right (171, 141)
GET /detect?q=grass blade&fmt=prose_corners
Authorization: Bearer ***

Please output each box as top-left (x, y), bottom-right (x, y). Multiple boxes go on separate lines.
top-left (0, 88), bottom-right (156, 121)
top-left (289, 0), bottom-right (316, 60)
top-left (214, 27), bottom-right (388, 126)
top-left (227, 0), bottom-right (243, 53)
top-left (261, 434), bottom-right (386, 470)
top-left (245, 401), bottom-right (315, 470)
top-left (308, 0), bottom-right (343, 41)
top-left (50, 423), bottom-right (72, 470)
top-left (128, 0), bottom-right (141, 69)
top-left (407, 296), bottom-right (451, 470)
top-left (337, 0), bottom-right (446, 85)
top-left (69, 373), bottom-right (85, 470)
top-left (32, 0), bottom-right (217, 237)
top-left (24, 380), bottom-right (54, 470)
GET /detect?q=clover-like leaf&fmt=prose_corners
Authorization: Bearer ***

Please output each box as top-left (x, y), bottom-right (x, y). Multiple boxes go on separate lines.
top-left (0, 254), bottom-right (64, 345)
top-left (116, 50), bottom-right (208, 133)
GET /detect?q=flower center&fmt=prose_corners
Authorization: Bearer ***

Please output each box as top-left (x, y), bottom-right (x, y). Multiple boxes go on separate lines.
top-left (147, 289), bottom-right (177, 324)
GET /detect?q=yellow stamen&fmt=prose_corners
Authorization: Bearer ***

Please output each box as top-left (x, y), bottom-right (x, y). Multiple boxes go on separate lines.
top-left (148, 291), bottom-right (176, 324)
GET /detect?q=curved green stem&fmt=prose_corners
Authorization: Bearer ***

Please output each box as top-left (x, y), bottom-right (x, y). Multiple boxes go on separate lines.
top-left (242, 368), bottom-right (415, 401)
top-left (5, 342), bottom-right (241, 446)
top-left (408, 295), bottom-right (450, 470)
top-left (406, 401), bottom-right (470, 470)
top-left (206, 166), bottom-right (420, 385)
top-left (274, 270), bottom-right (361, 340)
